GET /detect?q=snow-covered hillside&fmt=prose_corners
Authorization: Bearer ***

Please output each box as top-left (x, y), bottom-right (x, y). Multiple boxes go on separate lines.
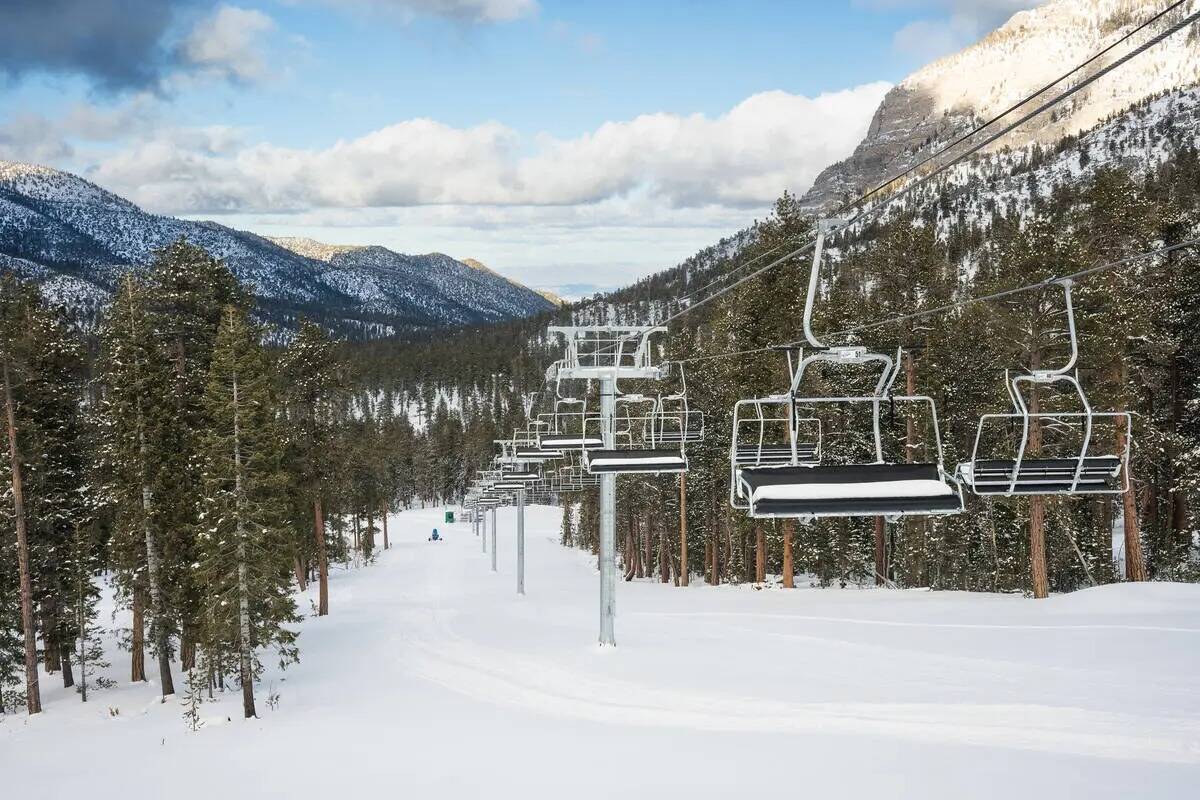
top-left (0, 161), bottom-right (554, 333)
top-left (803, 0), bottom-right (1200, 209)
top-left (3, 506), bottom-right (1197, 798)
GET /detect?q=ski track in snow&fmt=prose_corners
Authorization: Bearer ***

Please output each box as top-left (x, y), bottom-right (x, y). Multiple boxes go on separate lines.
top-left (400, 553), bottom-right (1200, 766)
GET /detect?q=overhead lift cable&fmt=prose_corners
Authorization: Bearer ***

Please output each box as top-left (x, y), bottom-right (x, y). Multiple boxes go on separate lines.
top-left (673, 237), bottom-right (1200, 365)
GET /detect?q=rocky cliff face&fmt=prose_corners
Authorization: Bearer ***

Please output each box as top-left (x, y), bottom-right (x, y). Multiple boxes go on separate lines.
top-left (802, 0), bottom-right (1200, 211)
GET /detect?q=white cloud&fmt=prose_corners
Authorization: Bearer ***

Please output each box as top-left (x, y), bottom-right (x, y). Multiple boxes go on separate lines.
top-left (310, 0), bottom-right (538, 23)
top-left (86, 82), bottom-right (892, 215)
top-left (0, 114), bottom-right (73, 164)
top-left (856, 0), bottom-right (1041, 59)
top-left (181, 5), bottom-right (277, 84)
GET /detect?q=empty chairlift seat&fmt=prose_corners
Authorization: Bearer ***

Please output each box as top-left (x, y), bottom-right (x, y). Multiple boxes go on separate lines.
top-left (585, 448), bottom-right (688, 474)
top-left (959, 456), bottom-right (1121, 495)
top-left (733, 442), bottom-right (819, 466)
top-left (737, 463), bottom-right (962, 519)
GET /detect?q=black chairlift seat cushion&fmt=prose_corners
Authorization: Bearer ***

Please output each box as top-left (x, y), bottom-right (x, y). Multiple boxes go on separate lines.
top-left (541, 435), bottom-right (604, 449)
top-left (964, 456), bottom-right (1121, 494)
top-left (516, 447), bottom-right (563, 460)
top-left (734, 444), bottom-right (819, 464)
top-left (738, 463), bottom-right (961, 518)
top-left (586, 449), bottom-right (688, 474)
top-left (654, 429), bottom-right (705, 444)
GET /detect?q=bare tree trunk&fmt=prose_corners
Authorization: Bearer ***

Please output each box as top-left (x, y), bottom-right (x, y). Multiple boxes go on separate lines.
top-left (181, 635), bottom-right (196, 672)
top-left (4, 359), bottom-right (41, 714)
top-left (754, 525), bottom-right (766, 583)
top-left (1028, 356), bottom-right (1049, 599)
top-left (233, 368), bottom-right (256, 719)
top-left (293, 556), bottom-right (307, 592)
top-left (382, 504), bottom-right (390, 550)
top-left (658, 516), bottom-right (670, 583)
top-left (874, 517), bottom-right (887, 586)
top-left (1030, 497), bottom-right (1049, 598)
top-left (782, 520), bottom-right (795, 588)
top-left (131, 587), bottom-right (147, 682)
top-left (643, 509), bottom-right (652, 579)
top-left (137, 406), bottom-right (175, 698)
top-left (59, 643), bottom-right (74, 689)
top-left (365, 508), bottom-right (376, 559)
top-left (313, 499), bottom-right (329, 615)
top-left (678, 475), bottom-right (689, 587)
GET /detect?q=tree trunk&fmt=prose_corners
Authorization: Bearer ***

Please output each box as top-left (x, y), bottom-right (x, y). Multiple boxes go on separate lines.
top-left (365, 508), bottom-right (375, 559)
top-left (1030, 497), bottom-right (1049, 598)
top-left (658, 516), bottom-right (670, 583)
top-left (1115, 414), bottom-right (1147, 581)
top-left (4, 359), bottom-right (41, 714)
top-left (293, 556), bottom-right (308, 592)
top-left (754, 525), bottom-right (766, 583)
top-left (181, 635), bottom-right (196, 672)
top-left (782, 520), bottom-right (795, 588)
top-left (59, 643), bottom-right (74, 689)
top-left (131, 587), bottom-right (147, 682)
top-left (382, 504), bottom-right (390, 550)
top-left (874, 517), bottom-right (887, 586)
top-left (704, 538), bottom-right (713, 585)
top-left (678, 475), bottom-right (689, 587)
top-left (233, 368), bottom-right (256, 719)
top-left (313, 498), bottom-right (329, 616)
top-left (137, 402), bottom-right (175, 698)
top-left (1028, 360), bottom-right (1049, 599)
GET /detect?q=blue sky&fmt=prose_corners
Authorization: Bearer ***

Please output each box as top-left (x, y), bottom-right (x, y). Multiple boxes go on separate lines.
top-left (0, 0), bottom-right (1037, 295)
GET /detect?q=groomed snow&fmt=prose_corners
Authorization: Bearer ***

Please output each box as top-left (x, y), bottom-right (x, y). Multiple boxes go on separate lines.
top-left (3, 505), bottom-right (1199, 797)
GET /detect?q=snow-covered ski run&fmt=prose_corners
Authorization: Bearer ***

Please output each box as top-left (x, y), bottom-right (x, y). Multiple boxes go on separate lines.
top-left (3, 505), bottom-right (1199, 798)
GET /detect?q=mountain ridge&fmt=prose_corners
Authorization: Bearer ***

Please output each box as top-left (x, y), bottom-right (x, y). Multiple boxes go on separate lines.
top-left (0, 161), bottom-right (554, 336)
top-left (801, 0), bottom-right (1200, 211)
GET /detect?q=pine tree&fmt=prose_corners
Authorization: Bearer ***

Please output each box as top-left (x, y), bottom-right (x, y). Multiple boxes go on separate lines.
top-left (279, 320), bottom-right (344, 616)
top-left (196, 307), bottom-right (298, 719)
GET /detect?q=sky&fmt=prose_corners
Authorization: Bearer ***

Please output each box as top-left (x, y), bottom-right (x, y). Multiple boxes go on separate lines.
top-left (0, 0), bottom-right (1039, 297)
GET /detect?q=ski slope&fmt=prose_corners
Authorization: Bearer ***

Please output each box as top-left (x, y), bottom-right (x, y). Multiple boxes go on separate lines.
top-left (3, 505), bottom-right (1199, 798)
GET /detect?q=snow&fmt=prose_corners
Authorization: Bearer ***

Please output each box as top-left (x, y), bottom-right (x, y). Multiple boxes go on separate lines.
top-left (3, 505), bottom-right (1199, 797)
top-left (748, 477), bottom-right (956, 502)
top-left (587, 455), bottom-right (687, 467)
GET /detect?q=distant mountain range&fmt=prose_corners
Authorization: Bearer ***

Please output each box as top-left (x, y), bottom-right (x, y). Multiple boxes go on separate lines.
top-left (0, 161), bottom-right (553, 336)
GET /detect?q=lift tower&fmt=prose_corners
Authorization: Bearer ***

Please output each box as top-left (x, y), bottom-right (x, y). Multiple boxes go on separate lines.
top-left (546, 325), bottom-right (667, 646)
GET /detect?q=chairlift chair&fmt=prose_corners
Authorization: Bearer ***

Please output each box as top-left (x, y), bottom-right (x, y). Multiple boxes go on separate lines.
top-left (537, 370), bottom-right (604, 451)
top-left (956, 279), bottom-right (1131, 496)
top-left (650, 365), bottom-right (705, 446)
top-left (731, 219), bottom-right (964, 522)
top-left (583, 391), bottom-right (689, 475)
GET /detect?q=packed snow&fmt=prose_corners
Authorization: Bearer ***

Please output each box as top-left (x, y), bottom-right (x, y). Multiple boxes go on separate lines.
top-left (3, 505), bottom-right (1198, 797)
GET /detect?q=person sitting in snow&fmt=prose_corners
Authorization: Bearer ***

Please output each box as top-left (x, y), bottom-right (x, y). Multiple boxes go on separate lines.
top-left (429, 528), bottom-right (441, 541)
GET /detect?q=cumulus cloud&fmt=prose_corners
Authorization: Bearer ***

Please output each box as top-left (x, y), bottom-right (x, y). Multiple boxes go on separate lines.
top-left (309, 0), bottom-right (538, 23)
top-left (87, 82), bottom-right (891, 215)
top-left (180, 5), bottom-right (278, 84)
top-left (0, 0), bottom-right (193, 92)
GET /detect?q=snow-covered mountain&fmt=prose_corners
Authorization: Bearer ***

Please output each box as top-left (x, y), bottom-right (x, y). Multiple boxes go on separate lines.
top-left (0, 161), bottom-right (553, 335)
top-left (803, 0), bottom-right (1200, 210)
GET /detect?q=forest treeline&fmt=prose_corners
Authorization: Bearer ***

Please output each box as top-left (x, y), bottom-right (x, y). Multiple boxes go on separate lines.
top-left (0, 241), bottom-right (449, 718)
